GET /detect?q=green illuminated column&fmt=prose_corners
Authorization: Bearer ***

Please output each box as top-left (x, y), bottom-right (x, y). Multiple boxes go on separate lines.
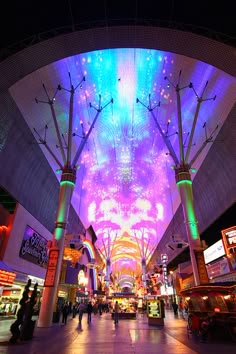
top-left (34, 78), bottom-right (113, 327)
top-left (175, 164), bottom-right (206, 286)
top-left (37, 166), bottom-right (76, 327)
top-left (137, 77), bottom-right (216, 287)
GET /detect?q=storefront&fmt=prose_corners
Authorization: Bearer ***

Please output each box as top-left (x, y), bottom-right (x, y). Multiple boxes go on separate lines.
top-left (0, 220), bottom-right (51, 319)
top-left (203, 238), bottom-right (236, 283)
top-left (0, 262), bottom-right (17, 318)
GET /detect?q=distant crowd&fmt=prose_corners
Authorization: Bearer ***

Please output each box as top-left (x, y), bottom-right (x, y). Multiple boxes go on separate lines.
top-left (60, 300), bottom-right (111, 325)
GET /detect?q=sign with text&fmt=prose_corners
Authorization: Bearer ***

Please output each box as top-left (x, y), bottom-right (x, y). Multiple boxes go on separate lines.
top-left (221, 226), bottom-right (236, 249)
top-left (203, 239), bottom-right (226, 264)
top-left (161, 254), bottom-right (168, 287)
top-left (195, 250), bottom-right (209, 284)
top-left (44, 248), bottom-right (59, 287)
top-left (206, 257), bottom-right (230, 279)
top-left (147, 299), bottom-right (163, 318)
top-left (161, 254), bottom-right (168, 263)
top-left (19, 225), bottom-right (49, 268)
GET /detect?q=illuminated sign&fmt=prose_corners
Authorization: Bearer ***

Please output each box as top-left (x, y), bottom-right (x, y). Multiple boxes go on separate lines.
top-left (160, 254), bottom-right (168, 287)
top-left (44, 248), bottom-right (59, 287)
top-left (203, 239), bottom-right (226, 264)
top-left (221, 226), bottom-right (236, 249)
top-left (28, 275), bottom-right (45, 286)
top-left (19, 225), bottom-right (49, 268)
top-left (161, 254), bottom-right (168, 263)
top-left (0, 270), bottom-right (16, 285)
top-left (147, 299), bottom-right (163, 318)
top-left (206, 257), bottom-right (230, 279)
top-left (195, 250), bottom-right (209, 283)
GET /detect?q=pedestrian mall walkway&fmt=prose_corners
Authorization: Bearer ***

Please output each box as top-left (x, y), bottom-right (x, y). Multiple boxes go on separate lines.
top-left (0, 310), bottom-right (235, 354)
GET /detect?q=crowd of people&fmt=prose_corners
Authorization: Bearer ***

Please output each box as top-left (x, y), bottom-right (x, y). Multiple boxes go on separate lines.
top-left (60, 298), bottom-right (188, 329)
top-left (60, 299), bottom-right (113, 327)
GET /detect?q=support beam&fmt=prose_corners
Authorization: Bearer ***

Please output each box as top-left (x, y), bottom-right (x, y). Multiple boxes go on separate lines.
top-left (36, 83), bottom-right (113, 327)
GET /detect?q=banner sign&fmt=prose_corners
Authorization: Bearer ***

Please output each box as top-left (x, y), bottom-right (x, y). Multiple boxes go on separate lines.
top-left (195, 250), bottom-right (209, 284)
top-left (44, 248), bottom-right (59, 287)
top-left (19, 225), bottom-right (49, 268)
top-left (206, 257), bottom-right (230, 279)
top-left (161, 254), bottom-right (168, 287)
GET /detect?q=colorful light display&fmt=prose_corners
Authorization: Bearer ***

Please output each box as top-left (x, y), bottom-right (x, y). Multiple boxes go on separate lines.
top-left (10, 48), bottom-right (236, 288)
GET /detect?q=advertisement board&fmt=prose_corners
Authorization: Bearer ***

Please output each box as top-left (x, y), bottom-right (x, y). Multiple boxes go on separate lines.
top-left (203, 239), bottom-right (226, 264)
top-left (206, 257), bottom-right (230, 279)
top-left (221, 226), bottom-right (236, 249)
top-left (19, 225), bottom-right (49, 268)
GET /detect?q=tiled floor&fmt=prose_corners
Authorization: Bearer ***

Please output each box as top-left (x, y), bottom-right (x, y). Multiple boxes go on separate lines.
top-left (0, 310), bottom-right (235, 353)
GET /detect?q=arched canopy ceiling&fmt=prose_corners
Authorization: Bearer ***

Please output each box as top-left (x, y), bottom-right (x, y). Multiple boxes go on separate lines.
top-left (8, 33), bottom-right (236, 286)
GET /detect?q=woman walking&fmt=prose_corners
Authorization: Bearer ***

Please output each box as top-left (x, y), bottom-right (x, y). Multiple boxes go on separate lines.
top-left (114, 301), bottom-right (120, 325)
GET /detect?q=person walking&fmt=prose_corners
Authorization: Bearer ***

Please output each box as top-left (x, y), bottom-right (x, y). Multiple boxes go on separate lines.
top-left (98, 301), bottom-right (103, 315)
top-left (72, 301), bottom-right (78, 318)
top-left (87, 301), bottom-right (93, 324)
top-left (114, 301), bottom-right (120, 325)
top-left (78, 302), bottom-right (85, 327)
top-left (62, 302), bottom-right (69, 325)
top-left (172, 302), bottom-right (178, 316)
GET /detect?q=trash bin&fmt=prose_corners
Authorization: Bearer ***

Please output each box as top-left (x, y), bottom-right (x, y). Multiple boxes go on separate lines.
top-left (53, 311), bottom-right (61, 323)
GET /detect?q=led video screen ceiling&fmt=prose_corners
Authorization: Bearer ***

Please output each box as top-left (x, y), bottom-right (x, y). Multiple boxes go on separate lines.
top-left (10, 47), bottom-right (236, 288)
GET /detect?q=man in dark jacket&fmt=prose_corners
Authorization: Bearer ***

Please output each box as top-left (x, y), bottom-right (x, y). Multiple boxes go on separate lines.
top-left (62, 302), bottom-right (69, 324)
top-left (172, 302), bottom-right (178, 315)
top-left (87, 301), bottom-right (93, 324)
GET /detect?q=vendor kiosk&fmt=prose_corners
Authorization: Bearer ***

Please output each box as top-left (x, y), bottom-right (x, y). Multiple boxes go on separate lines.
top-left (146, 297), bottom-right (165, 326)
top-left (111, 293), bottom-right (137, 319)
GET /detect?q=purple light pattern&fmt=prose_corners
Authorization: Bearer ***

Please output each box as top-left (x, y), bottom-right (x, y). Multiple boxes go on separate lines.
top-left (9, 48), bottom-right (236, 285)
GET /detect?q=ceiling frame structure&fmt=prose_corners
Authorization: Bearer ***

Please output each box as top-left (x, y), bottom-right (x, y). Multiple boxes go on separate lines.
top-left (0, 26), bottom-right (235, 303)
